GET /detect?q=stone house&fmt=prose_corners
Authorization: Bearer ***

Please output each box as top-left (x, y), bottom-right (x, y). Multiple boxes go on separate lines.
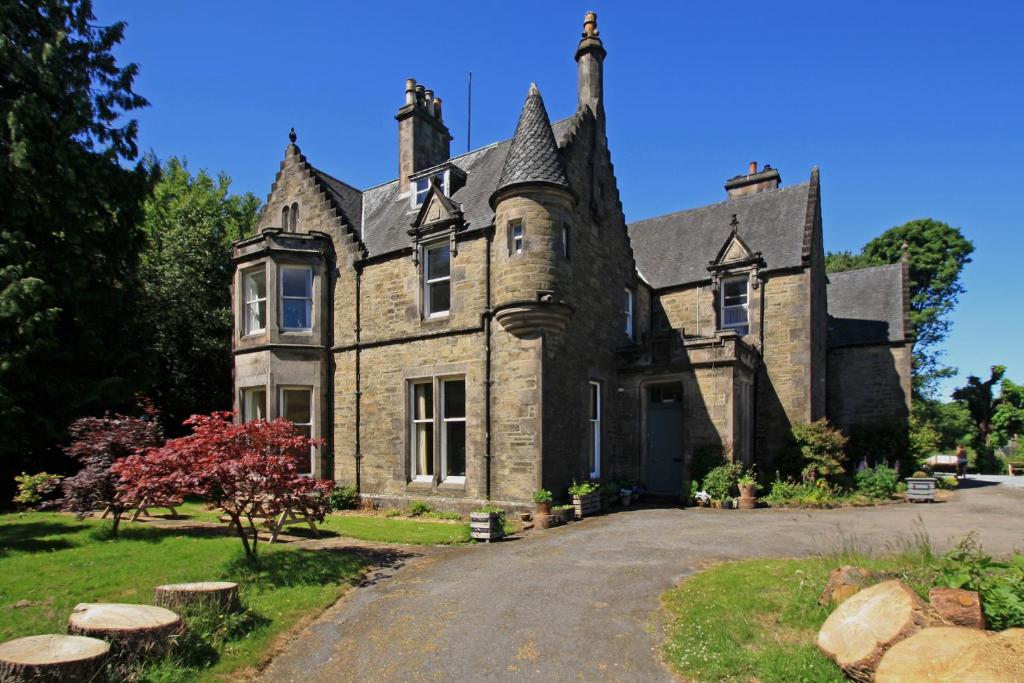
top-left (230, 13), bottom-right (911, 507)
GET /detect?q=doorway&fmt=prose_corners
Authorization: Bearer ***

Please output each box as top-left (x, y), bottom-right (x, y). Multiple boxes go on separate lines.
top-left (645, 382), bottom-right (684, 495)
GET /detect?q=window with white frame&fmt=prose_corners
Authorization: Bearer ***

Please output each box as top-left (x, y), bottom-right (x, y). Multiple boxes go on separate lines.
top-left (624, 288), bottom-right (635, 340)
top-left (588, 381), bottom-right (602, 478)
top-left (423, 242), bottom-right (451, 317)
top-left (413, 171), bottom-right (447, 207)
top-left (280, 386), bottom-right (313, 474)
top-left (411, 381), bottom-right (434, 481)
top-left (721, 275), bottom-right (749, 335)
top-left (241, 386), bottom-right (266, 422)
top-left (243, 268), bottom-right (267, 334)
top-left (280, 266), bottom-right (313, 330)
top-left (410, 377), bottom-right (466, 483)
top-left (441, 378), bottom-right (466, 481)
top-left (509, 220), bottom-right (524, 255)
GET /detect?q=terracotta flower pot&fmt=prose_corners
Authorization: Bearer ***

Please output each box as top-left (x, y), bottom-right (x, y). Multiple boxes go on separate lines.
top-left (536, 501), bottom-right (552, 515)
top-left (534, 513), bottom-right (555, 530)
top-left (739, 483), bottom-right (757, 499)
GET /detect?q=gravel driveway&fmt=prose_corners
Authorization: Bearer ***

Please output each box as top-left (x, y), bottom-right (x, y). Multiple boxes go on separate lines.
top-left (260, 479), bottom-right (1023, 682)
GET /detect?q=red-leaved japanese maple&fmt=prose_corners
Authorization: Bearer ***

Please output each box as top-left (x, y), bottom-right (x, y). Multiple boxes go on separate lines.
top-left (115, 412), bottom-right (333, 556)
top-left (58, 402), bottom-right (165, 538)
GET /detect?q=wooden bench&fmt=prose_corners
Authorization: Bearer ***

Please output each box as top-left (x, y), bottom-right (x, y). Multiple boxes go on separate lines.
top-left (1007, 462), bottom-right (1024, 476)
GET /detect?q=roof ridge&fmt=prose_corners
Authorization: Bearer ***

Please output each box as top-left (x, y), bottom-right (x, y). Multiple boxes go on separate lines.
top-left (828, 262), bottom-right (903, 277)
top-left (311, 166), bottom-right (362, 193)
top-left (629, 181), bottom-right (812, 227)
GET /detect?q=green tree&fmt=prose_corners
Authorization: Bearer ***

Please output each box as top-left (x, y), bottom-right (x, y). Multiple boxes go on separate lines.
top-left (992, 376), bottom-right (1024, 449)
top-left (0, 0), bottom-right (152, 489)
top-left (952, 366), bottom-right (1006, 472)
top-left (140, 158), bottom-right (259, 431)
top-left (826, 219), bottom-right (974, 396)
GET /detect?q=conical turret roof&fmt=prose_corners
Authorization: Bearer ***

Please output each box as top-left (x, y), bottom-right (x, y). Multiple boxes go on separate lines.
top-left (492, 83), bottom-right (570, 203)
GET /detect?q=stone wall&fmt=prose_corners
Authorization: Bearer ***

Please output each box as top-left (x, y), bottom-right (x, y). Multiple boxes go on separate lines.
top-left (827, 343), bottom-right (912, 430)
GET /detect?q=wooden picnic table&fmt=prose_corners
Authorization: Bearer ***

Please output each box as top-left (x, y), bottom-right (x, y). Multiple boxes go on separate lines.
top-left (100, 497), bottom-right (178, 522)
top-left (219, 496), bottom-right (320, 543)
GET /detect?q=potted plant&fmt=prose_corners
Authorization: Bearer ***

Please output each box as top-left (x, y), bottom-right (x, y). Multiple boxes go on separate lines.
top-left (905, 470), bottom-right (937, 503)
top-left (737, 469), bottom-right (759, 509)
top-left (568, 480), bottom-right (600, 519)
top-left (703, 463), bottom-right (741, 510)
top-left (694, 490), bottom-right (711, 507)
top-left (470, 504), bottom-right (505, 542)
top-left (532, 488), bottom-right (553, 515)
top-left (553, 504), bottom-right (574, 525)
top-left (619, 485), bottom-right (633, 506)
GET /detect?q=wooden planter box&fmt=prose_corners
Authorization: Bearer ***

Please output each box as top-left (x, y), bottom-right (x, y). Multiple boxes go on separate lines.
top-left (553, 508), bottom-right (573, 525)
top-left (573, 492), bottom-right (600, 519)
top-left (906, 477), bottom-right (937, 502)
top-left (469, 512), bottom-right (504, 542)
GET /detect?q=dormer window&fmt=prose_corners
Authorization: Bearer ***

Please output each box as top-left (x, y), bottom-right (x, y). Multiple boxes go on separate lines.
top-left (413, 171), bottom-right (447, 207)
top-left (721, 275), bottom-right (749, 335)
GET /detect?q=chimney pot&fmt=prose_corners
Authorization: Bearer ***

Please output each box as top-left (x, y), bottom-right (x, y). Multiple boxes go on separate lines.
top-left (415, 85), bottom-right (425, 107)
top-left (748, 161), bottom-right (757, 175)
top-left (434, 97), bottom-right (443, 121)
top-left (405, 78), bottom-right (416, 106)
top-left (583, 11), bottom-right (598, 37)
top-left (424, 89), bottom-right (434, 117)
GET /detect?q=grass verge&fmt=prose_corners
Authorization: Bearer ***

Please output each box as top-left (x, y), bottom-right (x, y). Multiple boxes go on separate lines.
top-left (660, 546), bottom-right (942, 683)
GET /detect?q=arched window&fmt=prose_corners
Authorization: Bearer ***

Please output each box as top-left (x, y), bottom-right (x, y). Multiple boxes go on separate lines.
top-left (281, 205), bottom-right (290, 231)
top-left (290, 202), bottom-right (299, 232)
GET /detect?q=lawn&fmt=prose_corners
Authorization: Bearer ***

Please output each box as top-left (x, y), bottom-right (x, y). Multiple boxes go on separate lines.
top-left (660, 549), bottom-right (942, 683)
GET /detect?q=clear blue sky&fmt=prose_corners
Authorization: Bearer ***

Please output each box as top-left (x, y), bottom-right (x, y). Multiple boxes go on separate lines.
top-left (95, 0), bottom-right (1022, 399)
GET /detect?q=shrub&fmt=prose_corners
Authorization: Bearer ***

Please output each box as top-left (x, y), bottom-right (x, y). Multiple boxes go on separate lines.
top-left (329, 484), bottom-right (358, 511)
top-left (13, 472), bottom-right (62, 510)
top-left (408, 501), bottom-right (432, 516)
top-left (777, 420), bottom-right (848, 483)
top-left (854, 465), bottom-right (900, 499)
top-left (911, 470), bottom-right (929, 478)
top-left (936, 476), bottom-right (959, 490)
top-left (702, 463), bottom-right (741, 502)
top-left (690, 444), bottom-right (728, 486)
top-left (762, 478), bottom-right (840, 507)
top-left (568, 480), bottom-right (598, 497)
top-left (847, 420), bottom-right (914, 472)
top-left (532, 489), bottom-right (553, 504)
top-left (938, 533), bottom-right (1024, 629)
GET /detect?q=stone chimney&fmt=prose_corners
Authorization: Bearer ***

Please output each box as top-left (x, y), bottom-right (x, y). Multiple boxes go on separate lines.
top-left (725, 162), bottom-right (781, 199)
top-left (396, 78), bottom-right (453, 182)
top-left (575, 11), bottom-right (606, 121)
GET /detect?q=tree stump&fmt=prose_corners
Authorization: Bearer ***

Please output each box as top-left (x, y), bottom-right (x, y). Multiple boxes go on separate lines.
top-left (67, 603), bottom-right (182, 661)
top-left (929, 587), bottom-right (986, 628)
top-left (876, 626), bottom-right (1024, 682)
top-left (816, 579), bottom-right (941, 682)
top-left (154, 581), bottom-right (241, 614)
top-left (0, 634), bottom-right (109, 682)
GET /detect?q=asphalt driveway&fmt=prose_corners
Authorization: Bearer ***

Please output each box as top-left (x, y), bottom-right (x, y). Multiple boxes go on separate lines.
top-left (260, 479), bottom-right (1023, 682)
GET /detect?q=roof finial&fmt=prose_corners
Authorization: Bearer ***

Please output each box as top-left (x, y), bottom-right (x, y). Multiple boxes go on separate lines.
top-left (288, 127), bottom-right (297, 144)
top-left (730, 213), bottom-right (739, 233)
top-left (582, 11), bottom-right (598, 38)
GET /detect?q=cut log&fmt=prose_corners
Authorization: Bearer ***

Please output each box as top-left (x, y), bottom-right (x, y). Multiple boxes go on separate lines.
top-left (876, 627), bottom-right (1024, 682)
top-left (929, 587), bottom-right (986, 628)
top-left (154, 581), bottom-right (241, 614)
top-left (816, 579), bottom-right (941, 682)
top-left (67, 603), bottom-right (182, 660)
top-left (818, 565), bottom-right (870, 606)
top-left (0, 634), bottom-right (109, 683)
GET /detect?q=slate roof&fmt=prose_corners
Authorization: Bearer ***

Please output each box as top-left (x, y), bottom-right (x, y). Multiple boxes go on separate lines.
top-left (826, 264), bottom-right (906, 347)
top-left (493, 84), bottom-right (570, 200)
top-left (354, 116), bottom-right (575, 258)
top-left (626, 182), bottom-right (813, 289)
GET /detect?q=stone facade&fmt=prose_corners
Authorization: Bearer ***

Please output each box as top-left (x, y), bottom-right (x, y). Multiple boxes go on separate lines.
top-left (229, 13), bottom-right (913, 508)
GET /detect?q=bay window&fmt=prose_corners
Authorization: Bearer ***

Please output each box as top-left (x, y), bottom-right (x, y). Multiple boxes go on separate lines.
top-left (411, 381), bottom-right (434, 482)
top-left (281, 266), bottom-right (313, 330)
top-left (243, 268), bottom-right (267, 334)
top-left (280, 386), bottom-right (313, 475)
top-left (441, 379), bottom-right (466, 481)
top-left (241, 386), bottom-right (266, 422)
